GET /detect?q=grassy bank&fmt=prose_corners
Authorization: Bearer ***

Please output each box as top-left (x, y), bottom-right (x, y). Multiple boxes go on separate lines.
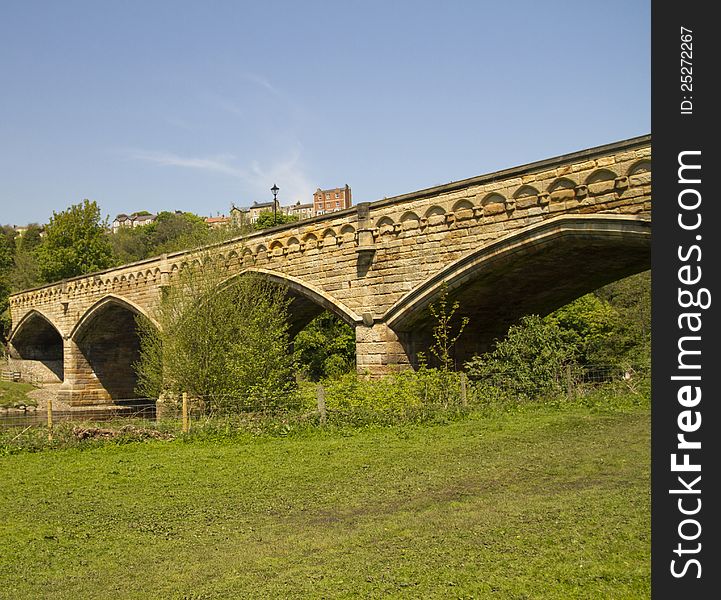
top-left (0, 403), bottom-right (649, 599)
top-left (0, 380), bottom-right (36, 409)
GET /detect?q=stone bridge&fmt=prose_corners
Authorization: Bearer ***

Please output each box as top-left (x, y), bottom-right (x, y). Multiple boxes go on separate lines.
top-left (7, 136), bottom-right (651, 405)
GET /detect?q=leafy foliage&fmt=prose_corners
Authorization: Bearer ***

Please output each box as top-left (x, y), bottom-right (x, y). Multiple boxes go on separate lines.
top-left (293, 312), bottom-right (356, 380)
top-left (465, 315), bottom-right (572, 400)
top-left (36, 199), bottom-right (113, 282)
top-left (135, 258), bottom-right (297, 414)
top-left (109, 211), bottom-right (248, 264)
top-left (464, 271), bottom-right (651, 401)
top-left (0, 233), bottom-right (14, 345)
top-left (427, 283), bottom-right (468, 371)
top-left (253, 211), bottom-right (299, 231)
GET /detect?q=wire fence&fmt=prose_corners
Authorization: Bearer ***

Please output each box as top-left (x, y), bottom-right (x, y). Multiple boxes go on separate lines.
top-left (1, 364), bottom-right (650, 438)
top-left (1, 369), bottom-right (44, 386)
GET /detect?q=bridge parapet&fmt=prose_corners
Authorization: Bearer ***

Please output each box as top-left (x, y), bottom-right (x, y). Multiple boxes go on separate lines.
top-left (8, 135), bottom-right (651, 400)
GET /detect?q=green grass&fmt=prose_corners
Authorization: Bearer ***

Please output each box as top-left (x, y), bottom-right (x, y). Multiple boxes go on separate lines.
top-left (0, 404), bottom-right (650, 599)
top-left (0, 380), bottom-right (36, 409)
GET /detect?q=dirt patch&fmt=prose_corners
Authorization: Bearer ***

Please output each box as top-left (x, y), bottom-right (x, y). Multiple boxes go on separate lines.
top-left (72, 425), bottom-right (174, 441)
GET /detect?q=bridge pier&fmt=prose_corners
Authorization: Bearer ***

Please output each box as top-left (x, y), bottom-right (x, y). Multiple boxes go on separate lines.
top-left (56, 338), bottom-right (114, 406)
top-left (355, 323), bottom-right (412, 377)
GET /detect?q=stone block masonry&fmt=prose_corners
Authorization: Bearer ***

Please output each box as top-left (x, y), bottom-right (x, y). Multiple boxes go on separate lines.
top-left (8, 136), bottom-right (651, 405)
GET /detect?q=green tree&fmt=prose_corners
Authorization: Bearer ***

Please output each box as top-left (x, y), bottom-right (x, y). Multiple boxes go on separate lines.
top-left (544, 293), bottom-right (617, 365)
top-left (149, 211), bottom-right (211, 254)
top-left (593, 270), bottom-right (651, 367)
top-left (109, 225), bottom-right (151, 264)
top-left (294, 312), bottom-right (356, 380)
top-left (427, 284), bottom-right (468, 371)
top-left (17, 224), bottom-right (43, 252)
top-left (9, 224), bottom-right (44, 291)
top-left (135, 258), bottom-right (297, 413)
top-left (36, 200), bottom-right (113, 282)
top-left (0, 233), bottom-right (13, 345)
top-left (253, 211), bottom-right (299, 231)
top-left (465, 315), bottom-right (573, 400)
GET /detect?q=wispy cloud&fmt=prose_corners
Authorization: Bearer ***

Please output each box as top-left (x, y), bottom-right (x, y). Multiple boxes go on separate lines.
top-left (130, 150), bottom-right (245, 178)
top-left (128, 146), bottom-right (315, 204)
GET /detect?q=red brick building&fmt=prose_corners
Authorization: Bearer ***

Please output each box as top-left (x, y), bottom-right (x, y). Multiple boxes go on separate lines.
top-left (313, 185), bottom-right (352, 216)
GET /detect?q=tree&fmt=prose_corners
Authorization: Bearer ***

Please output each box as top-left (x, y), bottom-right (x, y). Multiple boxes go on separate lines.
top-left (544, 293), bottom-right (617, 365)
top-left (0, 233), bottom-right (13, 345)
top-left (427, 284), bottom-right (468, 371)
top-left (294, 312), bottom-right (356, 380)
top-left (135, 258), bottom-right (297, 413)
top-left (17, 224), bottom-right (43, 252)
top-left (149, 211), bottom-right (211, 254)
top-left (9, 224), bottom-right (44, 291)
top-left (109, 225), bottom-right (151, 265)
top-left (253, 211), bottom-right (299, 231)
top-left (594, 270), bottom-right (651, 367)
top-left (36, 200), bottom-right (113, 282)
top-left (465, 315), bottom-right (573, 400)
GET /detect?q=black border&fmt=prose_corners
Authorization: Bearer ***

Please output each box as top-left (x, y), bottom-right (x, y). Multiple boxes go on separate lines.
top-left (652, 3), bottom-right (719, 596)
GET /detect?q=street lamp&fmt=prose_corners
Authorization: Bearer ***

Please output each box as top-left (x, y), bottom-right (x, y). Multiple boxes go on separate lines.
top-left (271, 184), bottom-right (279, 226)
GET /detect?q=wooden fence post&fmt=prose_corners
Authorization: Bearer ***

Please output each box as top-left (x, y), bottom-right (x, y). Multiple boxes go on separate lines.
top-left (460, 373), bottom-right (468, 407)
top-left (47, 397), bottom-right (53, 441)
top-left (316, 384), bottom-right (327, 425)
top-left (566, 365), bottom-right (574, 401)
top-left (182, 392), bottom-right (189, 433)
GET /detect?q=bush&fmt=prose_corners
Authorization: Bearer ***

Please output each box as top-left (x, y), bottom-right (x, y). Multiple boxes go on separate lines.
top-left (464, 315), bottom-right (573, 401)
top-left (135, 259), bottom-right (298, 414)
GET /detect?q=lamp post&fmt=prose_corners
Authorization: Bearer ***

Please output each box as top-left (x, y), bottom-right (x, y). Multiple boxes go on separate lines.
top-left (271, 184), bottom-right (279, 226)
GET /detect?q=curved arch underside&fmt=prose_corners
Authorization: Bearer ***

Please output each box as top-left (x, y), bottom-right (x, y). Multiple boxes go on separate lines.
top-left (227, 268), bottom-right (361, 339)
top-left (387, 216), bottom-right (651, 361)
top-left (7, 311), bottom-right (64, 380)
top-left (72, 298), bottom-right (149, 401)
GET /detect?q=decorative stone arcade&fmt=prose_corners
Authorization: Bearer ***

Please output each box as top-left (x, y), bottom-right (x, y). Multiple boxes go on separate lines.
top-left (8, 136), bottom-right (652, 406)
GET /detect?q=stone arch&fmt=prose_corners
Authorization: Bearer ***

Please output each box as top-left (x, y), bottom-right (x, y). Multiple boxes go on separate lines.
top-left (286, 237), bottom-right (301, 252)
top-left (425, 205), bottom-right (446, 218)
top-left (219, 268), bottom-right (361, 338)
top-left (7, 309), bottom-right (64, 381)
top-left (425, 205), bottom-right (447, 226)
top-left (69, 295), bottom-right (159, 402)
top-left (586, 168), bottom-right (619, 196)
top-left (513, 185), bottom-right (539, 198)
top-left (384, 215), bottom-right (651, 364)
top-left (548, 177), bottom-right (576, 192)
top-left (376, 216), bottom-right (396, 235)
top-left (481, 193), bottom-right (508, 217)
top-left (339, 224), bottom-right (356, 243)
top-left (400, 211), bottom-right (421, 230)
top-left (481, 193), bottom-right (506, 206)
top-left (585, 168), bottom-right (617, 184)
top-left (322, 228), bottom-right (338, 245)
top-left (452, 199), bottom-right (474, 212)
top-left (628, 160), bottom-right (651, 175)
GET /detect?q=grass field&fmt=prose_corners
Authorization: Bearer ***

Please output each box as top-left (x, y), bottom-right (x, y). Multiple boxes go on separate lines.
top-left (0, 380), bottom-right (36, 409)
top-left (0, 404), bottom-right (650, 599)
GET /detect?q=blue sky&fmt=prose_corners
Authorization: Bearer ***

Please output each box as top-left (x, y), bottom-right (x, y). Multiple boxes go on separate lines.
top-left (0, 1), bottom-right (650, 226)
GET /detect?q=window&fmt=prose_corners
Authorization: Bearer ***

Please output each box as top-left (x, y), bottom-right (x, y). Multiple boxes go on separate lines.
top-left (326, 193), bottom-right (330, 199)
top-left (335, 193), bottom-right (339, 198)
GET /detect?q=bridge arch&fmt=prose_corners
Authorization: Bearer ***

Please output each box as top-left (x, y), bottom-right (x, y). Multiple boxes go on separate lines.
top-left (384, 214), bottom-right (650, 364)
top-left (7, 309), bottom-right (64, 381)
top-left (219, 268), bottom-right (361, 338)
top-left (69, 295), bottom-right (159, 401)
